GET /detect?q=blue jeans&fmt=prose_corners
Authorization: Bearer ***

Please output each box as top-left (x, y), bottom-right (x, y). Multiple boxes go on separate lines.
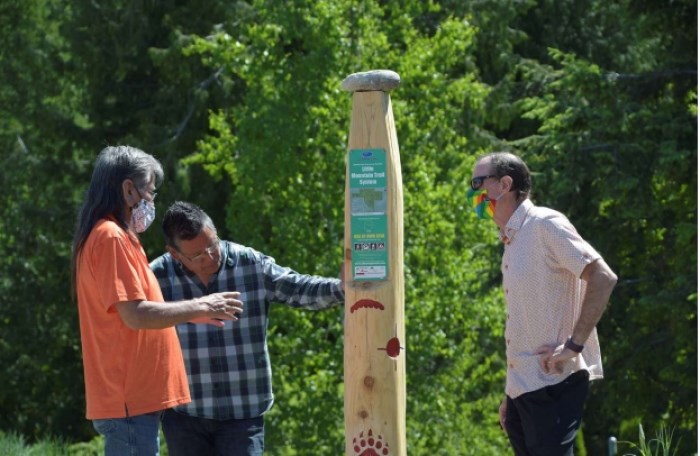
top-left (161, 408), bottom-right (264, 456)
top-left (92, 411), bottom-right (162, 456)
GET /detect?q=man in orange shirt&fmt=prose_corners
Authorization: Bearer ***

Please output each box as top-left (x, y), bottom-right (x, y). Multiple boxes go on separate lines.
top-left (72, 145), bottom-right (244, 455)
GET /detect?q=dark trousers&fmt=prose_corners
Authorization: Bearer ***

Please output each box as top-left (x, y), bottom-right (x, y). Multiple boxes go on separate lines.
top-left (162, 408), bottom-right (264, 456)
top-left (505, 370), bottom-right (589, 456)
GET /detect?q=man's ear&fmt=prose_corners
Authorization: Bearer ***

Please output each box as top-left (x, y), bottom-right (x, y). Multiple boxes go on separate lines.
top-left (166, 245), bottom-right (180, 262)
top-left (499, 175), bottom-right (514, 193)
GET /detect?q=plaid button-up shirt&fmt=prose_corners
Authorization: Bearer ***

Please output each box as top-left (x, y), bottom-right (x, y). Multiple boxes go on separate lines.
top-left (150, 240), bottom-right (344, 420)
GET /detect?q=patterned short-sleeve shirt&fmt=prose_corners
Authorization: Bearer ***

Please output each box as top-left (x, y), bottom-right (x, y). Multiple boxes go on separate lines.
top-left (501, 199), bottom-right (603, 398)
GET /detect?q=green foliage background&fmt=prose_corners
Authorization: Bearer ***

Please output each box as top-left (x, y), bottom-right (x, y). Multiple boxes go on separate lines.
top-left (0, 0), bottom-right (695, 454)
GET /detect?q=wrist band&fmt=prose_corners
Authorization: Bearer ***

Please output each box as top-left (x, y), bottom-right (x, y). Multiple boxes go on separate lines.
top-left (565, 336), bottom-right (584, 353)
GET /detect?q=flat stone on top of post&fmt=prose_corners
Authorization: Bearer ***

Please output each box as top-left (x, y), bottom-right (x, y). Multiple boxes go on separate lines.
top-left (341, 70), bottom-right (400, 93)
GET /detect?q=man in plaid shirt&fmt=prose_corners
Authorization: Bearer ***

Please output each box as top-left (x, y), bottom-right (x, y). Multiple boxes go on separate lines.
top-left (150, 201), bottom-right (344, 455)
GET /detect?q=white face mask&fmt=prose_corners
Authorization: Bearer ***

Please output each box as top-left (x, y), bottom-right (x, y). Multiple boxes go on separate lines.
top-left (131, 198), bottom-right (156, 233)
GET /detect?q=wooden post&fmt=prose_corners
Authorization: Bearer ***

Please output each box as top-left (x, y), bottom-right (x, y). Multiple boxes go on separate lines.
top-left (342, 70), bottom-right (405, 456)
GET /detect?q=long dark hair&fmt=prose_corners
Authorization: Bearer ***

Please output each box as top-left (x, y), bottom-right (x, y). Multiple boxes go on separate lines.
top-left (71, 145), bottom-right (163, 296)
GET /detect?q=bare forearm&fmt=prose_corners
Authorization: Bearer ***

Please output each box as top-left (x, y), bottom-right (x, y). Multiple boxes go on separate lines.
top-left (117, 299), bottom-right (206, 329)
top-left (539, 259), bottom-right (617, 374)
top-left (116, 292), bottom-right (243, 330)
top-left (571, 259), bottom-right (617, 344)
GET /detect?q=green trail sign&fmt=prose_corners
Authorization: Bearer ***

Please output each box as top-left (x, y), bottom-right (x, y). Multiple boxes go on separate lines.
top-left (349, 148), bottom-right (389, 281)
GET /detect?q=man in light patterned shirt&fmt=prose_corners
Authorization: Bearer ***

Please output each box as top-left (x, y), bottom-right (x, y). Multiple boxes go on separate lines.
top-left (467, 152), bottom-right (617, 455)
top-left (150, 201), bottom-right (344, 456)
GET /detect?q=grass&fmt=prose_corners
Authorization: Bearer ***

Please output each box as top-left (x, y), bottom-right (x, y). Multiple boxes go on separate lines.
top-left (0, 431), bottom-right (80, 455)
top-left (0, 431), bottom-right (168, 455)
top-left (621, 423), bottom-right (682, 456)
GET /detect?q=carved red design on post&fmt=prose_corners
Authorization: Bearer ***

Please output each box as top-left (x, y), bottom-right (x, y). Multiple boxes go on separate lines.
top-left (353, 429), bottom-right (390, 456)
top-left (350, 299), bottom-right (385, 313)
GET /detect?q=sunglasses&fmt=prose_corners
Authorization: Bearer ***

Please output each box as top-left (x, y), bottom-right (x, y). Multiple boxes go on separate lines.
top-left (470, 174), bottom-right (498, 190)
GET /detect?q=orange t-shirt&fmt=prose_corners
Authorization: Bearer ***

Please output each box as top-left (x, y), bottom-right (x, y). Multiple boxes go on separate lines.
top-left (76, 218), bottom-right (190, 419)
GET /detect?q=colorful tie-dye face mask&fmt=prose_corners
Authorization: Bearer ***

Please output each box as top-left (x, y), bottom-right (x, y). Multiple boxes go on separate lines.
top-left (466, 188), bottom-right (495, 220)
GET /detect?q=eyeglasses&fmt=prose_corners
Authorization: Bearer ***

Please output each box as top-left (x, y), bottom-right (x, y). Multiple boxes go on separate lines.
top-left (470, 175), bottom-right (498, 190)
top-left (138, 188), bottom-right (158, 201)
top-left (179, 238), bottom-right (220, 263)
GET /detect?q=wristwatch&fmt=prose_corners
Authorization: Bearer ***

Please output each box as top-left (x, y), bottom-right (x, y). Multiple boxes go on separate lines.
top-left (565, 336), bottom-right (584, 353)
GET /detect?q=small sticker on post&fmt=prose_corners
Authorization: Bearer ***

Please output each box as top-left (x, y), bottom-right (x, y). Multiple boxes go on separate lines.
top-left (354, 265), bottom-right (386, 280)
